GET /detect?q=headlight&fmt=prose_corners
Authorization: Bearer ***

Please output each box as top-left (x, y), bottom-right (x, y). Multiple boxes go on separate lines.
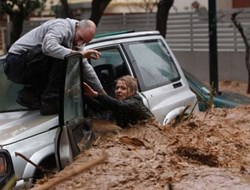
top-left (0, 149), bottom-right (15, 189)
top-left (0, 155), bottom-right (7, 176)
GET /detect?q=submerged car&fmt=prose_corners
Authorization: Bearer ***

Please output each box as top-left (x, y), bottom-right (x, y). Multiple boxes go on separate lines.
top-left (184, 69), bottom-right (250, 111)
top-left (0, 53), bottom-right (93, 189)
top-left (86, 31), bottom-right (199, 124)
top-left (0, 30), bottom-right (199, 189)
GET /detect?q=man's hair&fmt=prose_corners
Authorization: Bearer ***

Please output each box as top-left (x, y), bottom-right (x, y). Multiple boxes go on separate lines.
top-left (117, 75), bottom-right (138, 95)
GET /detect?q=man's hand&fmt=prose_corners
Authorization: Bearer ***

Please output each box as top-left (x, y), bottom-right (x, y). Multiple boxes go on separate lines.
top-left (81, 49), bottom-right (100, 59)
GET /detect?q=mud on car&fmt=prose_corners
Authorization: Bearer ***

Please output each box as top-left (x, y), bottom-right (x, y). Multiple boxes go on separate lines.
top-left (0, 31), bottom-right (198, 189)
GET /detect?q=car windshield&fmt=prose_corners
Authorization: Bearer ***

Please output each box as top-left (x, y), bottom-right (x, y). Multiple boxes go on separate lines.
top-left (0, 55), bottom-right (26, 112)
top-left (124, 40), bottom-right (180, 91)
top-left (183, 69), bottom-right (211, 95)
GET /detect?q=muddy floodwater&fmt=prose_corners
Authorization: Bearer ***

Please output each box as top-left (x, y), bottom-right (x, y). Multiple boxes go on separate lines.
top-left (31, 103), bottom-right (250, 190)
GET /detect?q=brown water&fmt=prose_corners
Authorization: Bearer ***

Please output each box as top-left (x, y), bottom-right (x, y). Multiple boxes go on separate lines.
top-left (32, 105), bottom-right (250, 190)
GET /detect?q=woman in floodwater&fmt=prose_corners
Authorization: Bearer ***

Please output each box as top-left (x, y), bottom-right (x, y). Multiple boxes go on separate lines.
top-left (84, 75), bottom-right (155, 128)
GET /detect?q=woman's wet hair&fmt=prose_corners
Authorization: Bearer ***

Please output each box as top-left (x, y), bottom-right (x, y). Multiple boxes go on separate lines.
top-left (116, 75), bottom-right (138, 95)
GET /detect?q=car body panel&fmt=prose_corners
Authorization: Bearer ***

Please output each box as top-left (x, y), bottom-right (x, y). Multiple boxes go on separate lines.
top-left (0, 111), bottom-right (58, 145)
top-left (141, 84), bottom-right (198, 123)
top-left (22, 145), bottom-right (55, 178)
top-left (3, 129), bottom-right (57, 180)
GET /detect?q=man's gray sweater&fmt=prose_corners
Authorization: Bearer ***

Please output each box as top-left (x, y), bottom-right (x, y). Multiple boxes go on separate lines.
top-left (8, 18), bottom-right (103, 92)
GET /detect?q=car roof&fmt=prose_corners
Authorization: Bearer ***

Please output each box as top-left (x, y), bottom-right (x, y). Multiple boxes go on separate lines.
top-left (90, 30), bottom-right (161, 45)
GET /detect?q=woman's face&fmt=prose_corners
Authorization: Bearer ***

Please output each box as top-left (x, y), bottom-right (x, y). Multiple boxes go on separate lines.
top-left (115, 80), bottom-right (133, 100)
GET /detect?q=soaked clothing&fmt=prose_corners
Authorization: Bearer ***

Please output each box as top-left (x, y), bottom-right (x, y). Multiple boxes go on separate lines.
top-left (8, 18), bottom-right (75, 59)
top-left (4, 18), bottom-right (102, 113)
top-left (87, 93), bottom-right (154, 128)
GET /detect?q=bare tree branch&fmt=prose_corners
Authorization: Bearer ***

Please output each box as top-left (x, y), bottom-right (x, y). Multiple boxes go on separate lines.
top-left (231, 10), bottom-right (250, 93)
top-left (156, 0), bottom-right (174, 38)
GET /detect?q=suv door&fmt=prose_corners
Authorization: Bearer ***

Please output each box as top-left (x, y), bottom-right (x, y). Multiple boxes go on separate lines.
top-left (55, 53), bottom-right (93, 170)
top-left (122, 39), bottom-right (196, 123)
top-left (88, 46), bottom-right (130, 98)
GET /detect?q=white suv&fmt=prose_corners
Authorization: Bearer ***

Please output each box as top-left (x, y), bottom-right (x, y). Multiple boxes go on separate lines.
top-left (0, 30), bottom-right (198, 189)
top-left (86, 31), bottom-right (199, 124)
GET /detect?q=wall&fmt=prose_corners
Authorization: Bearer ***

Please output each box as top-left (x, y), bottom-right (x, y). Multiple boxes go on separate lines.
top-left (174, 51), bottom-right (248, 83)
top-left (217, 0), bottom-right (232, 10)
top-left (233, 0), bottom-right (250, 8)
top-left (94, 10), bottom-right (250, 83)
top-left (3, 9), bottom-right (250, 83)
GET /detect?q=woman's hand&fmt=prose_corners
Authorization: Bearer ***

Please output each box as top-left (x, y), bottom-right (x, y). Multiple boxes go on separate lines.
top-left (83, 82), bottom-right (98, 97)
top-left (81, 49), bottom-right (100, 59)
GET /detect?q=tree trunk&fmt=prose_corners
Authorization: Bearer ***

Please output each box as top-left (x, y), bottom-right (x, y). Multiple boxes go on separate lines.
top-left (9, 12), bottom-right (24, 47)
top-left (246, 49), bottom-right (250, 93)
top-left (60, 0), bottom-right (74, 18)
top-left (156, 0), bottom-right (174, 38)
top-left (231, 11), bottom-right (250, 94)
top-left (248, 70), bottom-right (250, 93)
top-left (89, 0), bottom-right (111, 26)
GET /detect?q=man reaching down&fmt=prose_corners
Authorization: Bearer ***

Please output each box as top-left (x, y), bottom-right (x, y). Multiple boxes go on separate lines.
top-left (4, 18), bottom-right (103, 115)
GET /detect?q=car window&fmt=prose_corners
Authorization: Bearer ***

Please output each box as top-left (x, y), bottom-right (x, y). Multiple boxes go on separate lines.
top-left (63, 56), bottom-right (84, 121)
top-left (89, 47), bottom-right (129, 96)
top-left (91, 48), bottom-right (123, 67)
top-left (124, 40), bottom-right (180, 91)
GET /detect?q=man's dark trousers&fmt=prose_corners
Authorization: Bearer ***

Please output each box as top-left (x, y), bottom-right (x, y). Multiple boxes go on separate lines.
top-left (4, 45), bottom-right (63, 114)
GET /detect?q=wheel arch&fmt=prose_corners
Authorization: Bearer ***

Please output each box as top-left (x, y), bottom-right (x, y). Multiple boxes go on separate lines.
top-left (22, 145), bottom-right (56, 180)
top-left (163, 106), bottom-right (187, 125)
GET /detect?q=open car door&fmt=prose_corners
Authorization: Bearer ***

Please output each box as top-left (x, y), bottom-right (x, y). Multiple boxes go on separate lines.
top-left (55, 53), bottom-right (93, 170)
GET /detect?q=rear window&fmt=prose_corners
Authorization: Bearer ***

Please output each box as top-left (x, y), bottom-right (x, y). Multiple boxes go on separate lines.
top-left (124, 40), bottom-right (180, 91)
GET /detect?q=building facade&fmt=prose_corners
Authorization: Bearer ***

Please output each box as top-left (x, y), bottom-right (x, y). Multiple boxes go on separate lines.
top-left (1, 0), bottom-right (250, 54)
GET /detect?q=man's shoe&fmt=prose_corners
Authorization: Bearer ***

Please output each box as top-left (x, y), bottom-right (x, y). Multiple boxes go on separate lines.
top-left (16, 88), bottom-right (41, 110)
top-left (40, 100), bottom-right (58, 115)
